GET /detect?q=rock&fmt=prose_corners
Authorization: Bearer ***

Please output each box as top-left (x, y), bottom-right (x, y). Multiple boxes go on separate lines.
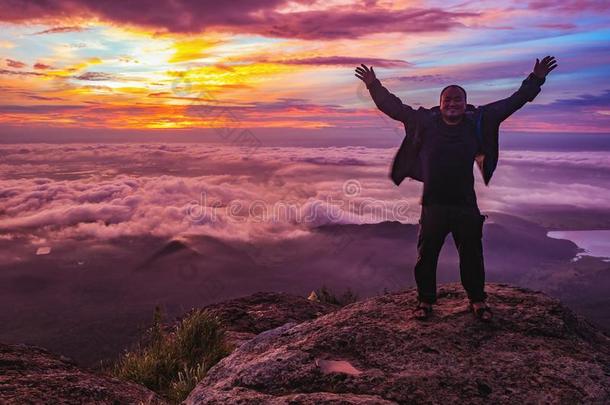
top-left (308, 290), bottom-right (319, 302)
top-left (176, 291), bottom-right (340, 348)
top-left (0, 342), bottom-right (167, 404)
top-left (185, 283), bottom-right (610, 404)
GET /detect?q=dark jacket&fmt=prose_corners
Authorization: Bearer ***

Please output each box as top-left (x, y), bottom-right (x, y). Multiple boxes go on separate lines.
top-left (366, 73), bottom-right (546, 186)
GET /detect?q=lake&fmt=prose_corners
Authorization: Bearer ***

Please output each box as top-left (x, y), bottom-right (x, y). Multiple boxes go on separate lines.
top-left (547, 230), bottom-right (610, 262)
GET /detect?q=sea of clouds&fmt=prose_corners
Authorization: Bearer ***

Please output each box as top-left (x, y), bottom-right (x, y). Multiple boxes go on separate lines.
top-left (1, 144), bottom-right (609, 243)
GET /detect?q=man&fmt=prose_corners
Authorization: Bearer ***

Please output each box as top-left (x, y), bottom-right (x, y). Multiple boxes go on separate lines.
top-left (355, 56), bottom-right (557, 321)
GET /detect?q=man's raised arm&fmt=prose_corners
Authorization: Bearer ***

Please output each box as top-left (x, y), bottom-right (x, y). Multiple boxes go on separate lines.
top-left (355, 64), bottom-right (416, 124)
top-left (483, 56), bottom-right (558, 124)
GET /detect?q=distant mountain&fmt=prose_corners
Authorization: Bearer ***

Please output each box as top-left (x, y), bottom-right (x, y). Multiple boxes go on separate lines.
top-left (136, 236), bottom-right (256, 273)
top-left (136, 239), bottom-right (199, 271)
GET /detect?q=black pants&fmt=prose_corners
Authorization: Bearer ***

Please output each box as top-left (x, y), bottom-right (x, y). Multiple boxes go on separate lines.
top-left (414, 204), bottom-right (488, 304)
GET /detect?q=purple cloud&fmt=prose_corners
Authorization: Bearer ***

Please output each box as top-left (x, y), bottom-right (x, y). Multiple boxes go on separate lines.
top-left (0, 145), bottom-right (608, 244)
top-left (74, 72), bottom-right (117, 81)
top-left (549, 89), bottom-right (610, 107)
top-left (528, 0), bottom-right (610, 12)
top-left (255, 56), bottom-right (412, 68)
top-left (5, 59), bottom-right (26, 68)
top-left (32, 25), bottom-right (86, 35)
top-left (0, 69), bottom-right (47, 77)
top-left (0, 1), bottom-right (477, 39)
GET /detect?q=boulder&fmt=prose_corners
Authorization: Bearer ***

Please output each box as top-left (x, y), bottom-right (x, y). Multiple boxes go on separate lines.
top-left (185, 283), bottom-right (610, 404)
top-left (0, 342), bottom-right (167, 404)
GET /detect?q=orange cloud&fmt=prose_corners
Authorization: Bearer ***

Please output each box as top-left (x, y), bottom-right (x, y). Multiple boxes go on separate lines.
top-left (169, 38), bottom-right (223, 63)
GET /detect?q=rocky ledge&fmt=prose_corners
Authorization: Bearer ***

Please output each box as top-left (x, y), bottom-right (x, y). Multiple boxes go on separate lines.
top-left (175, 291), bottom-right (340, 348)
top-left (186, 283), bottom-right (610, 404)
top-left (0, 342), bottom-right (166, 404)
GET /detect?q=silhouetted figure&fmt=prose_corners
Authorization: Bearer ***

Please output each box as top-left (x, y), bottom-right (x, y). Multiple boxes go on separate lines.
top-left (356, 56), bottom-right (557, 321)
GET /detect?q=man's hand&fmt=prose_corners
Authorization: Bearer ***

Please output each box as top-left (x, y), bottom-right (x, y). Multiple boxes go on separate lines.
top-left (533, 55), bottom-right (558, 79)
top-left (355, 64), bottom-right (377, 87)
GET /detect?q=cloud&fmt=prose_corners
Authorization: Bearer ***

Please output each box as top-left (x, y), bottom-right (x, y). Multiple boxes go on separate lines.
top-left (403, 59), bottom-right (535, 85)
top-left (392, 43), bottom-right (609, 88)
top-left (0, 104), bottom-right (86, 114)
top-left (26, 95), bottom-right (64, 101)
top-left (0, 144), bottom-right (608, 244)
top-left (536, 23), bottom-right (577, 30)
top-left (0, 69), bottom-right (45, 77)
top-left (501, 89), bottom-right (610, 133)
top-left (169, 38), bottom-right (223, 63)
top-left (0, 203), bottom-right (133, 230)
top-left (34, 62), bottom-right (53, 70)
top-left (501, 150), bottom-right (610, 170)
top-left (0, 91), bottom-right (368, 129)
top-left (32, 25), bottom-right (86, 35)
top-left (528, 0), bottom-right (610, 12)
top-left (73, 72), bottom-right (117, 81)
top-left (548, 89), bottom-right (610, 107)
top-left (396, 74), bottom-right (451, 84)
top-left (5, 58), bottom-right (26, 68)
top-left (0, 144), bottom-right (407, 241)
top-left (0, 1), bottom-right (476, 39)
top-left (252, 56), bottom-right (412, 68)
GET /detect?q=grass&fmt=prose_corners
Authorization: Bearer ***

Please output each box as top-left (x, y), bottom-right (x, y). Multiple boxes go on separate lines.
top-left (112, 286), bottom-right (364, 400)
top-left (111, 305), bottom-right (234, 403)
top-left (315, 285), bottom-right (359, 306)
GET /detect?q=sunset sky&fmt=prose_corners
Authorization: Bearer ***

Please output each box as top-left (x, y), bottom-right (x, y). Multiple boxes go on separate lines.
top-left (1, 0), bottom-right (609, 138)
top-left (2, 2), bottom-right (610, 362)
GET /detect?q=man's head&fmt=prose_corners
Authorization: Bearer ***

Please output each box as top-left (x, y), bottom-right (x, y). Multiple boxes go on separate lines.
top-left (440, 85), bottom-right (467, 124)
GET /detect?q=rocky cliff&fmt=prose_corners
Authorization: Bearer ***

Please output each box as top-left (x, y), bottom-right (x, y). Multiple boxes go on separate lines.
top-left (0, 291), bottom-right (338, 404)
top-left (185, 283), bottom-right (610, 404)
top-left (2, 283), bottom-right (609, 404)
top-left (0, 342), bottom-right (166, 404)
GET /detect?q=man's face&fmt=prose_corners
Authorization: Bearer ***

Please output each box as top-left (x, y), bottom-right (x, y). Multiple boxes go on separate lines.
top-left (440, 87), bottom-right (466, 123)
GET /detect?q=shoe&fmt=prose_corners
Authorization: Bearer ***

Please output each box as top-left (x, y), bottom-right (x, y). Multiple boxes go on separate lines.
top-left (469, 301), bottom-right (493, 322)
top-left (413, 301), bottom-right (433, 320)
